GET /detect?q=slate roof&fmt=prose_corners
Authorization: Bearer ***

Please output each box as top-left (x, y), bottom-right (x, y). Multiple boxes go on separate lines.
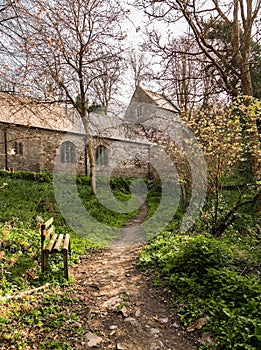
top-left (0, 92), bottom-right (79, 132)
top-left (0, 92), bottom-right (122, 135)
top-left (0, 92), bottom-right (147, 143)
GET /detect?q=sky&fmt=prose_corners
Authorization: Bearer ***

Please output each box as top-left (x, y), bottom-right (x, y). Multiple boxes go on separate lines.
top-left (117, 4), bottom-right (188, 109)
top-left (124, 5), bottom-right (187, 47)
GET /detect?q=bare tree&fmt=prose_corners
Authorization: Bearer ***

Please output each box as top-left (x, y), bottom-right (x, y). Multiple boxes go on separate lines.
top-left (88, 57), bottom-right (124, 114)
top-left (139, 0), bottom-right (261, 96)
top-left (0, 2), bottom-right (17, 25)
top-left (0, 0), bottom-right (126, 194)
top-left (138, 0), bottom-right (261, 180)
top-left (127, 49), bottom-right (152, 90)
top-left (144, 33), bottom-right (226, 118)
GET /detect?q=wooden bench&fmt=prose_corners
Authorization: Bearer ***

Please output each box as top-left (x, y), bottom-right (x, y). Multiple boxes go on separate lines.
top-left (40, 218), bottom-right (71, 280)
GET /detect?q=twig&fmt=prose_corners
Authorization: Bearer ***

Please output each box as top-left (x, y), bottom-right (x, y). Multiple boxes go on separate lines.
top-left (240, 265), bottom-right (247, 275)
top-left (0, 283), bottom-right (50, 302)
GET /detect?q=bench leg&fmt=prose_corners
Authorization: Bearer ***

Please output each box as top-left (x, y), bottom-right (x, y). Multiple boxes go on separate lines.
top-left (43, 251), bottom-right (49, 273)
top-left (63, 250), bottom-right (69, 280)
top-left (41, 250), bottom-right (45, 273)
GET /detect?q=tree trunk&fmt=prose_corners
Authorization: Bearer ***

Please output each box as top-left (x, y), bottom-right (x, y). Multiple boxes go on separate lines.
top-left (82, 115), bottom-right (96, 195)
top-left (87, 138), bottom-right (96, 195)
top-left (231, 0), bottom-right (260, 184)
top-left (240, 96), bottom-right (261, 212)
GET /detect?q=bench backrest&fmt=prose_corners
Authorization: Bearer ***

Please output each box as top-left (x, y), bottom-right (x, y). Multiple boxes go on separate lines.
top-left (41, 217), bottom-right (54, 252)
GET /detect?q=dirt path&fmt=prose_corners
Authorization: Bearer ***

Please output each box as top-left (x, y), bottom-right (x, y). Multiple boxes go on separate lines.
top-left (111, 202), bottom-right (148, 247)
top-left (68, 205), bottom-right (198, 350)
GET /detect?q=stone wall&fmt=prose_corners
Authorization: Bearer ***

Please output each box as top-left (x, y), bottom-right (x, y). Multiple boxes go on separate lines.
top-left (0, 123), bottom-right (150, 179)
top-left (93, 137), bottom-right (150, 178)
top-left (0, 123), bottom-right (86, 174)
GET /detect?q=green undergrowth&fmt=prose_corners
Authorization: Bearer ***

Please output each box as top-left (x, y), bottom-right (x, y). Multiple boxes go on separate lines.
top-left (0, 219), bottom-right (85, 348)
top-left (141, 175), bottom-right (261, 349)
top-left (139, 231), bottom-right (261, 349)
top-left (0, 172), bottom-right (144, 348)
top-left (0, 219), bottom-right (93, 295)
top-left (0, 288), bottom-right (79, 349)
top-left (0, 173), bottom-right (141, 297)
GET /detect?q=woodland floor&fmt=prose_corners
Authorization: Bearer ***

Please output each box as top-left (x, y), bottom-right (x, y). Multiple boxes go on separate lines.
top-left (0, 204), bottom-right (202, 350)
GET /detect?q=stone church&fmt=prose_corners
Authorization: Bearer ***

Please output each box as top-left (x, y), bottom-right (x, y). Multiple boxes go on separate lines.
top-left (0, 86), bottom-right (180, 178)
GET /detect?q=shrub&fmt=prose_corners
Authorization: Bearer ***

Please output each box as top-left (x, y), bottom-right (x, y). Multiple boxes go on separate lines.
top-left (139, 231), bottom-right (261, 349)
top-left (0, 170), bottom-right (53, 182)
top-left (140, 233), bottom-right (235, 278)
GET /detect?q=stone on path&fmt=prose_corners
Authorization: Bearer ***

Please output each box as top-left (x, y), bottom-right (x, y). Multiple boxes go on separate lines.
top-left (84, 332), bottom-right (102, 347)
top-left (102, 295), bottom-right (121, 310)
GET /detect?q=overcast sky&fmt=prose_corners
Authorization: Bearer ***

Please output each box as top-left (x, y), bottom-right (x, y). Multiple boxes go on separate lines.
top-left (117, 5), bottom-right (188, 109)
top-left (124, 5), bottom-right (187, 48)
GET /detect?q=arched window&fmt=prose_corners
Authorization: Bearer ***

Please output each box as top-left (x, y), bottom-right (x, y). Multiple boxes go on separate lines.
top-left (60, 141), bottom-right (76, 163)
top-left (14, 141), bottom-right (23, 155)
top-left (96, 145), bottom-right (108, 166)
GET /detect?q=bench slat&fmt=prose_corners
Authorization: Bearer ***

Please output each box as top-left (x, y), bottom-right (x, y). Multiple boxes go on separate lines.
top-left (53, 234), bottom-right (64, 252)
top-left (62, 233), bottom-right (70, 251)
top-left (45, 233), bottom-right (58, 253)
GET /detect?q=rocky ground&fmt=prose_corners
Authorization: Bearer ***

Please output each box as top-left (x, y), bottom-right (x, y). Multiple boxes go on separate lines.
top-left (69, 244), bottom-right (198, 350)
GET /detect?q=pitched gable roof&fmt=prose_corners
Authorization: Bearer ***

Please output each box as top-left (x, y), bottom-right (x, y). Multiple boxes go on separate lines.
top-left (140, 87), bottom-right (180, 113)
top-left (124, 85), bottom-right (180, 122)
top-left (129, 85), bottom-right (179, 113)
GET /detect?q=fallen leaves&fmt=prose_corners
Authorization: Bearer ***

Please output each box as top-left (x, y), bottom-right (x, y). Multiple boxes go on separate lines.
top-left (186, 317), bottom-right (209, 332)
